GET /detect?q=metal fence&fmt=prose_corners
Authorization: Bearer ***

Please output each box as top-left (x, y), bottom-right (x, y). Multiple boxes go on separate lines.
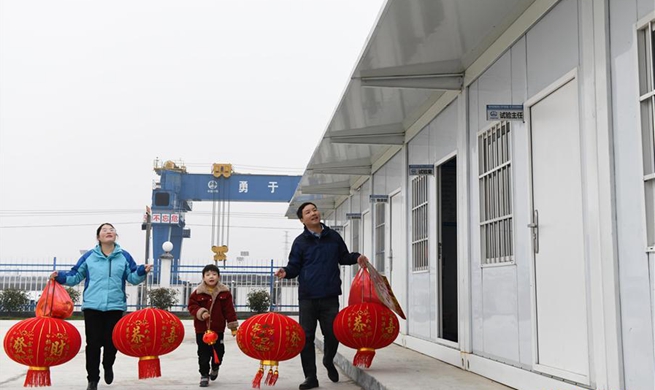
top-left (0, 258), bottom-right (299, 314)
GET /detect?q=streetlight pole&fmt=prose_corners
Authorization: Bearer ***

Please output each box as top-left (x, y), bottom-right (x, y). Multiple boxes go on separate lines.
top-left (141, 206), bottom-right (152, 309)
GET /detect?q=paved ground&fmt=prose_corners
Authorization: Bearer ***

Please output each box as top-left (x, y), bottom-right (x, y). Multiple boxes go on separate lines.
top-left (1, 319), bottom-right (512, 390)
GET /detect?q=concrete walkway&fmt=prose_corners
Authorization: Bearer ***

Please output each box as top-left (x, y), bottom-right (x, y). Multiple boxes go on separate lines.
top-left (1, 319), bottom-right (512, 390)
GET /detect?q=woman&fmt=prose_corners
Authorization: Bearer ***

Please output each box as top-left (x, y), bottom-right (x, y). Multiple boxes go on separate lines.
top-left (51, 223), bottom-right (153, 390)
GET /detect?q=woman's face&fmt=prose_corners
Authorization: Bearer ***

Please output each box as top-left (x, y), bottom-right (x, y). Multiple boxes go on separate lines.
top-left (97, 224), bottom-right (117, 244)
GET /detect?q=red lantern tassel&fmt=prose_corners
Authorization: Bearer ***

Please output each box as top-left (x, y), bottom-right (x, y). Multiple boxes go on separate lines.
top-left (138, 356), bottom-right (161, 379)
top-left (212, 348), bottom-right (221, 365)
top-left (264, 368), bottom-right (273, 385)
top-left (25, 367), bottom-right (50, 387)
top-left (268, 368), bottom-right (279, 386)
top-left (353, 348), bottom-right (376, 368)
top-left (252, 367), bottom-right (264, 389)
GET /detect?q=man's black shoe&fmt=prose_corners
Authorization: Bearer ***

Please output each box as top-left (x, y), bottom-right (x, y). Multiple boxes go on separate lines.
top-left (299, 377), bottom-right (319, 390)
top-left (104, 366), bottom-right (114, 384)
top-left (86, 381), bottom-right (98, 390)
top-left (323, 360), bottom-right (339, 382)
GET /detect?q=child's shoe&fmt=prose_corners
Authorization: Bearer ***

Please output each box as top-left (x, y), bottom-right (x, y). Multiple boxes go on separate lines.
top-left (199, 376), bottom-right (209, 387)
top-left (210, 367), bottom-right (219, 381)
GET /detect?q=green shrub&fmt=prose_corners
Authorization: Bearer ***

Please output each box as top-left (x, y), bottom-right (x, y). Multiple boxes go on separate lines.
top-left (0, 288), bottom-right (30, 312)
top-left (65, 287), bottom-right (81, 304)
top-left (148, 287), bottom-right (179, 310)
top-left (246, 289), bottom-right (270, 313)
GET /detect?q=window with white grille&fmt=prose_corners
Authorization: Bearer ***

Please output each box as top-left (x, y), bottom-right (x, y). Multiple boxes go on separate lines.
top-left (412, 175), bottom-right (429, 271)
top-left (478, 121), bottom-right (514, 264)
top-left (351, 219), bottom-right (360, 253)
top-left (637, 19), bottom-right (655, 250)
top-left (375, 202), bottom-right (386, 273)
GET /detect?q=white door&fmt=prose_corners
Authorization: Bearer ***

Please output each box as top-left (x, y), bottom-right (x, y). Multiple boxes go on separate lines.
top-left (530, 78), bottom-right (589, 383)
top-left (390, 192), bottom-right (407, 332)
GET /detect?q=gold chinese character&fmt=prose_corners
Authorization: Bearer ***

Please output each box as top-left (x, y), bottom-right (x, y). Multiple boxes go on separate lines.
top-left (352, 314), bottom-right (367, 332)
top-left (131, 325), bottom-right (145, 344)
top-left (50, 340), bottom-right (66, 357)
top-left (13, 337), bottom-right (27, 354)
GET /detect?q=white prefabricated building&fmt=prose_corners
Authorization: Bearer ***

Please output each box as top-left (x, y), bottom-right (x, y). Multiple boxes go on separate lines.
top-left (286, 1), bottom-right (655, 390)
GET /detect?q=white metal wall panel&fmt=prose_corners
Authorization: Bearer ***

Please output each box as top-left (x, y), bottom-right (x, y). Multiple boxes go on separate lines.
top-left (385, 150), bottom-right (403, 194)
top-left (428, 102), bottom-right (459, 164)
top-left (638, 0), bottom-right (655, 18)
top-left (469, 79), bottom-right (485, 354)
top-left (373, 152), bottom-right (407, 195)
top-left (409, 272), bottom-right (433, 339)
top-left (481, 266), bottom-right (520, 363)
top-left (609, 1), bottom-right (655, 389)
top-left (526, 0), bottom-right (579, 99)
top-left (509, 37), bottom-right (534, 368)
top-left (471, 50), bottom-right (521, 365)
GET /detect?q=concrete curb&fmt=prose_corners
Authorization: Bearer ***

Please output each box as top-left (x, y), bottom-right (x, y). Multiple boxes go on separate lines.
top-left (315, 338), bottom-right (385, 390)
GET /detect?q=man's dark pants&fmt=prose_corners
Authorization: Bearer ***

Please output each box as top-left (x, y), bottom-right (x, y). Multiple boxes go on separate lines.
top-left (83, 309), bottom-right (123, 382)
top-left (298, 296), bottom-right (340, 380)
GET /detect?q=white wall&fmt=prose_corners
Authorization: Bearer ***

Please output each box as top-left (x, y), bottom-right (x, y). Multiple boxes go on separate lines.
top-left (609, 1), bottom-right (655, 389)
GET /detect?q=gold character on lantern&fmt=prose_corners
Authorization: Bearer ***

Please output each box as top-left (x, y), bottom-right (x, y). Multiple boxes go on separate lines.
top-left (50, 340), bottom-right (66, 357)
top-left (131, 326), bottom-right (145, 344)
top-left (13, 337), bottom-right (28, 354)
top-left (166, 327), bottom-right (177, 344)
top-left (353, 315), bottom-right (367, 332)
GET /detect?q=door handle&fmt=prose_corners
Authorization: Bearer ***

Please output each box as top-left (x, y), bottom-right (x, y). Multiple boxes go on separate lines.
top-left (528, 209), bottom-right (539, 254)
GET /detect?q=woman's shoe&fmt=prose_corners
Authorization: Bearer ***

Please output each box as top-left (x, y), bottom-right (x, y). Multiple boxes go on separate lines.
top-left (86, 381), bottom-right (98, 390)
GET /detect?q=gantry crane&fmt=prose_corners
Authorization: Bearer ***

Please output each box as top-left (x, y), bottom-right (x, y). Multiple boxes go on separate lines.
top-left (145, 160), bottom-right (301, 283)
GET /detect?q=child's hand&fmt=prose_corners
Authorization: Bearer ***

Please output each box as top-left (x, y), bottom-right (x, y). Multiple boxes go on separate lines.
top-left (202, 312), bottom-right (210, 320)
top-left (231, 328), bottom-right (237, 337)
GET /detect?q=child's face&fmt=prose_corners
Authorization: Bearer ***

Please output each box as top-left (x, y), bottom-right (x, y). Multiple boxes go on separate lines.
top-left (203, 271), bottom-right (219, 286)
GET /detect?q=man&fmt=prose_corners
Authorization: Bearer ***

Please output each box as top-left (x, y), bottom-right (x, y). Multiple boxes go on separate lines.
top-left (275, 202), bottom-right (368, 390)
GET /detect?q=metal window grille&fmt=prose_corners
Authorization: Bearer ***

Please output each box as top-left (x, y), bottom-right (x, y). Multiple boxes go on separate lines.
top-left (375, 202), bottom-right (386, 273)
top-left (351, 219), bottom-right (360, 253)
top-left (637, 21), bottom-right (655, 248)
top-left (478, 121), bottom-right (514, 264)
top-left (412, 175), bottom-right (429, 271)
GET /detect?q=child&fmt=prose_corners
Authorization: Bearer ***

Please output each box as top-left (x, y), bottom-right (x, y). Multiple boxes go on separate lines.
top-left (188, 264), bottom-right (238, 387)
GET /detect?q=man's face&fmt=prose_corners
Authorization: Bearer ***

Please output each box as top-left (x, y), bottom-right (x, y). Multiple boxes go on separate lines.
top-left (300, 204), bottom-right (321, 227)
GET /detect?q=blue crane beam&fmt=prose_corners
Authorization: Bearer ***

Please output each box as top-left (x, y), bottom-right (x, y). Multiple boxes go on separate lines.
top-left (148, 168), bottom-right (301, 283)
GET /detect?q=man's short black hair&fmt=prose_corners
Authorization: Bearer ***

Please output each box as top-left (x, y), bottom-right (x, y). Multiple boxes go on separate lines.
top-left (202, 264), bottom-right (220, 276)
top-left (296, 202), bottom-right (317, 220)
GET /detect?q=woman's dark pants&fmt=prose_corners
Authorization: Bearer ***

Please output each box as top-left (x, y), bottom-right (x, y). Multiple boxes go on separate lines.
top-left (83, 309), bottom-right (123, 382)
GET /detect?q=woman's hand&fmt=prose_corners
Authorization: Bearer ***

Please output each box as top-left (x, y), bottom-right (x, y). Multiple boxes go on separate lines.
top-left (49, 271), bottom-right (58, 280)
top-left (357, 255), bottom-right (369, 269)
top-left (144, 264), bottom-right (153, 273)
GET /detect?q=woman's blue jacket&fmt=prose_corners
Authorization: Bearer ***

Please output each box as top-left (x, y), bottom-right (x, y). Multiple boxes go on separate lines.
top-left (55, 243), bottom-right (146, 311)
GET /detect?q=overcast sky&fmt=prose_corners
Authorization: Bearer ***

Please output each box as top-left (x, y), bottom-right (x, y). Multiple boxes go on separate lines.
top-left (0, 0), bottom-right (384, 266)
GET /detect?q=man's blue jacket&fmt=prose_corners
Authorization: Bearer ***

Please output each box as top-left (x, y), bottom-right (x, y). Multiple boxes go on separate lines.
top-left (283, 224), bottom-right (360, 300)
top-left (55, 243), bottom-right (146, 311)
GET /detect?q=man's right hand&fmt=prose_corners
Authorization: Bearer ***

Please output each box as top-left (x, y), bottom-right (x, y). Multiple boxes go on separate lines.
top-left (274, 268), bottom-right (286, 279)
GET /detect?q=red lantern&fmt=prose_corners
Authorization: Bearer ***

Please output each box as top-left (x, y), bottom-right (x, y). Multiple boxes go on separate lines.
top-left (333, 302), bottom-right (399, 368)
top-left (3, 317), bottom-right (82, 387)
top-left (236, 312), bottom-right (305, 388)
top-left (202, 329), bottom-right (220, 364)
top-left (111, 308), bottom-right (185, 379)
